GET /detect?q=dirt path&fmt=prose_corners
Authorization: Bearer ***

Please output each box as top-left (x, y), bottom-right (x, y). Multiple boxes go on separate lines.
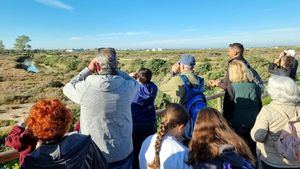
top-left (0, 103), bottom-right (33, 123)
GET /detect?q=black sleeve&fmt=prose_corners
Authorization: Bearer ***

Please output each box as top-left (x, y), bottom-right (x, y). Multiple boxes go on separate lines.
top-left (89, 141), bottom-right (109, 169)
top-left (290, 59), bottom-right (298, 80)
top-left (223, 85), bottom-right (234, 123)
top-left (268, 63), bottom-right (290, 77)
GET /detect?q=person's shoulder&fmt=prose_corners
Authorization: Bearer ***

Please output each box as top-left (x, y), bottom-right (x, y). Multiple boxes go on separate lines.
top-left (161, 75), bottom-right (183, 86)
top-left (162, 136), bottom-right (188, 152)
top-left (64, 132), bottom-right (91, 143)
top-left (142, 134), bottom-right (156, 146)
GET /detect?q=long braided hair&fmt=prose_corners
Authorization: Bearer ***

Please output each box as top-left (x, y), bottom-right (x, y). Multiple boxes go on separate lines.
top-left (148, 103), bottom-right (189, 169)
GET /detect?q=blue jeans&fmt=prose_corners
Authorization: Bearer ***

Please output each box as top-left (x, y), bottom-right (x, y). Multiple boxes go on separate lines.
top-left (108, 152), bottom-right (133, 169)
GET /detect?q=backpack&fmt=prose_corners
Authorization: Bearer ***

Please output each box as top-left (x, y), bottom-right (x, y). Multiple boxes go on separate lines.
top-left (223, 159), bottom-right (254, 169)
top-left (179, 74), bottom-right (206, 139)
top-left (275, 107), bottom-right (300, 161)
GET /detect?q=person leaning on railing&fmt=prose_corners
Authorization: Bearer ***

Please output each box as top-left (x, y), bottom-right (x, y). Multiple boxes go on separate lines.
top-left (5, 99), bottom-right (108, 169)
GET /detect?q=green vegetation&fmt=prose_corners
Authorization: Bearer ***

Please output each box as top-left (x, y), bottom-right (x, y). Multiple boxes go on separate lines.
top-left (0, 47), bottom-right (300, 168)
top-left (14, 35), bottom-right (31, 51)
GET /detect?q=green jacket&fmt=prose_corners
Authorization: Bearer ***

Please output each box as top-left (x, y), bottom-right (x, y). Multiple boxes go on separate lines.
top-left (159, 71), bottom-right (198, 107)
top-left (223, 82), bottom-right (262, 133)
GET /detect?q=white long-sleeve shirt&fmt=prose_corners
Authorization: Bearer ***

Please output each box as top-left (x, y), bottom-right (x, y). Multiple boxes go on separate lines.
top-left (139, 134), bottom-right (190, 169)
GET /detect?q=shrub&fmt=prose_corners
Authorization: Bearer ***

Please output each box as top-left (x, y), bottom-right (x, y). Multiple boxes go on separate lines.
top-left (195, 63), bottom-right (212, 74)
top-left (46, 81), bottom-right (64, 88)
top-left (144, 59), bottom-right (170, 75)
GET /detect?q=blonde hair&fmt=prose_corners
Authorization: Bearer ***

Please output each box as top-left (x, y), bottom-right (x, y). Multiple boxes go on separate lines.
top-left (228, 60), bottom-right (253, 83)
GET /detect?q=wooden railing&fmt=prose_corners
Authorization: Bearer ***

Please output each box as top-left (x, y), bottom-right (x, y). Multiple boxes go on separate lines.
top-left (0, 91), bottom-right (266, 164)
top-left (0, 150), bottom-right (19, 164)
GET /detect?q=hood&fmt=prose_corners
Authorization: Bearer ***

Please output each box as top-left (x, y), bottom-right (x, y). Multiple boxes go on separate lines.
top-left (132, 82), bottom-right (157, 102)
top-left (218, 144), bottom-right (247, 168)
top-left (22, 133), bottom-right (93, 169)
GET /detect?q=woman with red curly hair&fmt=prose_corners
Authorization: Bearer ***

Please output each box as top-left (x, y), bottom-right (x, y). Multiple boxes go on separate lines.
top-left (5, 99), bottom-right (108, 169)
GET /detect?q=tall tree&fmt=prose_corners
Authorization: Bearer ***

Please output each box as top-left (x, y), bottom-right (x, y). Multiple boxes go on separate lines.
top-left (14, 35), bottom-right (31, 51)
top-left (0, 40), bottom-right (4, 51)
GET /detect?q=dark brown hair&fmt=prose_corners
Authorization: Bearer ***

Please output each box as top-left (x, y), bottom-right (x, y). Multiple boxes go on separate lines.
top-left (187, 107), bottom-right (255, 165)
top-left (229, 43), bottom-right (244, 56)
top-left (148, 103), bottom-right (189, 169)
top-left (137, 68), bottom-right (152, 84)
top-left (280, 55), bottom-right (294, 68)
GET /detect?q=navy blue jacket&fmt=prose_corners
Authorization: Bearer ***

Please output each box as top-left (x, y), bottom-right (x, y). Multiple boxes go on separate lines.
top-left (191, 145), bottom-right (254, 169)
top-left (21, 133), bottom-right (108, 169)
top-left (131, 82), bottom-right (158, 124)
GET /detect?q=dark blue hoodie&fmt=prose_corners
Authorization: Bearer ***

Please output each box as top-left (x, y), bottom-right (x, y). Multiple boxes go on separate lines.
top-left (131, 82), bottom-right (158, 124)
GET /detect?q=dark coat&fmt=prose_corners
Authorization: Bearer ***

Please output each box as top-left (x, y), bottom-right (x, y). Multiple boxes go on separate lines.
top-left (268, 58), bottom-right (298, 80)
top-left (190, 145), bottom-right (254, 169)
top-left (131, 82), bottom-right (158, 124)
top-left (223, 82), bottom-right (262, 134)
top-left (6, 125), bottom-right (108, 169)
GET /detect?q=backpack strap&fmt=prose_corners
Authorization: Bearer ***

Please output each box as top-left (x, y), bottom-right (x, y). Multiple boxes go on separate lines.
top-left (179, 74), bottom-right (205, 102)
top-left (277, 105), bottom-right (299, 136)
top-left (179, 74), bottom-right (192, 100)
top-left (192, 74), bottom-right (205, 93)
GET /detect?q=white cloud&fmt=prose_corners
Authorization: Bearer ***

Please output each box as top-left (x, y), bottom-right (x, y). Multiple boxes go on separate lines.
top-left (35, 0), bottom-right (74, 11)
top-left (65, 27), bottom-right (300, 49)
top-left (69, 31), bottom-right (150, 41)
top-left (135, 27), bottom-right (300, 48)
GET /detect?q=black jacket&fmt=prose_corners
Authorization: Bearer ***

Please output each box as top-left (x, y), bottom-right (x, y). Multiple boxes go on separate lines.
top-left (21, 133), bottom-right (108, 169)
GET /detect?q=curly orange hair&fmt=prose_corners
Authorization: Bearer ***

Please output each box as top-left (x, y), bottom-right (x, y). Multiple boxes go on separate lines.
top-left (26, 99), bottom-right (73, 142)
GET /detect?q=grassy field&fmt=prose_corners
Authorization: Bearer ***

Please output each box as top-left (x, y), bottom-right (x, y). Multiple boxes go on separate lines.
top-left (0, 47), bottom-right (300, 168)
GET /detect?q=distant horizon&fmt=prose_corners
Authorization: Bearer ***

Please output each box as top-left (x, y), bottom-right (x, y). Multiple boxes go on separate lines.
top-left (1, 0), bottom-right (300, 49)
top-left (2, 44), bottom-right (300, 50)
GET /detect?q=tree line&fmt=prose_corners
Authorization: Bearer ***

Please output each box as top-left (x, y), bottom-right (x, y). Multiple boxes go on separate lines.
top-left (0, 35), bottom-right (31, 52)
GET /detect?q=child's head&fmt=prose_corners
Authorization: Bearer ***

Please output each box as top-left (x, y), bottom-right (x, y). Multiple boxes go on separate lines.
top-left (26, 99), bottom-right (73, 142)
top-left (187, 107), bottom-right (255, 165)
top-left (148, 103), bottom-right (189, 169)
top-left (137, 68), bottom-right (152, 84)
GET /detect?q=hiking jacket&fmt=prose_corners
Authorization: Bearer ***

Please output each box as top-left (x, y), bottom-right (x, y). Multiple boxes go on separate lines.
top-left (159, 71), bottom-right (202, 106)
top-left (251, 100), bottom-right (300, 168)
top-left (223, 82), bottom-right (261, 133)
top-left (63, 68), bottom-right (139, 163)
top-left (22, 133), bottom-right (108, 169)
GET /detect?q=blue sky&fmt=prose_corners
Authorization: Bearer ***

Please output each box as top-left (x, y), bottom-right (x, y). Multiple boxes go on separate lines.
top-left (0, 0), bottom-right (300, 49)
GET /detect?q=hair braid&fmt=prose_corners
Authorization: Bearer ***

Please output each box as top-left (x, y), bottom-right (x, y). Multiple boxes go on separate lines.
top-left (148, 122), bottom-right (167, 169)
